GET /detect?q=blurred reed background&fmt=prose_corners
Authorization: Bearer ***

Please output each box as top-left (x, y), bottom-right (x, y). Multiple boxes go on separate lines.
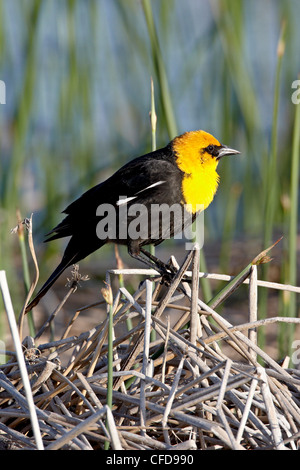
top-left (0, 0), bottom-right (299, 358)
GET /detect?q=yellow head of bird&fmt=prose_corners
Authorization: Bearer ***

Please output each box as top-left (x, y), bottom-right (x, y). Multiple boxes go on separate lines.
top-left (172, 130), bottom-right (240, 212)
top-left (172, 130), bottom-right (239, 174)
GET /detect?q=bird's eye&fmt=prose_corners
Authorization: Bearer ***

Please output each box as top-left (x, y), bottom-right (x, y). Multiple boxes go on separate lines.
top-left (206, 145), bottom-right (214, 154)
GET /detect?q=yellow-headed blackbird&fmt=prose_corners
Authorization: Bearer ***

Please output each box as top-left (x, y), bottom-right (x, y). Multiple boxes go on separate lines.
top-left (25, 130), bottom-right (239, 312)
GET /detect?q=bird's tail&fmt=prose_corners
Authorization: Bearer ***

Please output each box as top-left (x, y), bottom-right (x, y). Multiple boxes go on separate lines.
top-left (24, 254), bottom-right (77, 313)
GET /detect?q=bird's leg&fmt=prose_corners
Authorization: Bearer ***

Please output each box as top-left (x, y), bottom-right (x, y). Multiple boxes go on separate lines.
top-left (139, 248), bottom-right (177, 275)
top-left (128, 242), bottom-right (175, 285)
top-left (130, 250), bottom-right (159, 272)
top-left (140, 248), bottom-right (192, 285)
top-left (127, 243), bottom-right (156, 270)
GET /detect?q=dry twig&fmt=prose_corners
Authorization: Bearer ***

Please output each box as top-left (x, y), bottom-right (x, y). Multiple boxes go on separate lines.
top-left (1, 243), bottom-right (300, 450)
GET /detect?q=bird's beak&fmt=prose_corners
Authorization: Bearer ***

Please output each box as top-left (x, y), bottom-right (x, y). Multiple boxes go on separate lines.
top-left (217, 146), bottom-right (240, 160)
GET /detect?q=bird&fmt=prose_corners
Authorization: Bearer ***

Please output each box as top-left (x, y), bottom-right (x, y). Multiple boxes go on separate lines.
top-left (25, 130), bottom-right (239, 313)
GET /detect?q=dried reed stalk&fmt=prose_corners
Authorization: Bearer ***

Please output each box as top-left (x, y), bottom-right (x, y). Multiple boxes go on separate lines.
top-left (1, 243), bottom-right (300, 450)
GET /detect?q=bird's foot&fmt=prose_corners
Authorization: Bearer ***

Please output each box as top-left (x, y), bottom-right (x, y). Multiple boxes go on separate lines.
top-left (160, 261), bottom-right (192, 287)
top-left (159, 262), bottom-right (178, 287)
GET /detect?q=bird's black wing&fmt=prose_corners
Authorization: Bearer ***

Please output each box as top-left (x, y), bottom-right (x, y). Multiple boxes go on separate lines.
top-left (45, 146), bottom-right (183, 242)
top-left (25, 147), bottom-right (183, 312)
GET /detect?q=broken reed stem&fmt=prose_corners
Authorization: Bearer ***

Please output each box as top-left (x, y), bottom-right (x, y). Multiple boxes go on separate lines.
top-left (107, 270), bottom-right (300, 294)
top-left (236, 376), bottom-right (259, 444)
top-left (205, 315), bottom-right (300, 345)
top-left (34, 287), bottom-right (76, 340)
top-left (140, 279), bottom-right (153, 436)
top-left (248, 264), bottom-right (258, 360)
top-left (257, 367), bottom-right (286, 450)
top-left (190, 244), bottom-right (200, 345)
top-left (17, 214), bottom-right (39, 339)
top-left (0, 271), bottom-right (44, 450)
top-left (162, 354), bottom-right (186, 445)
top-left (101, 281), bottom-right (114, 450)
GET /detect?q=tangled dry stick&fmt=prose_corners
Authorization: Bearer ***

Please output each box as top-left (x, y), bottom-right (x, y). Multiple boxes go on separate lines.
top-left (1, 243), bottom-right (300, 450)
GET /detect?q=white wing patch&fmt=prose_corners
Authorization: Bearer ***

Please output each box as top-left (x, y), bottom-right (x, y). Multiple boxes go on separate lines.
top-left (116, 181), bottom-right (166, 206)
top-left (116, 196), bottom-right (137, 206)
top-left (136, 180), bottom-right (166, 194)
